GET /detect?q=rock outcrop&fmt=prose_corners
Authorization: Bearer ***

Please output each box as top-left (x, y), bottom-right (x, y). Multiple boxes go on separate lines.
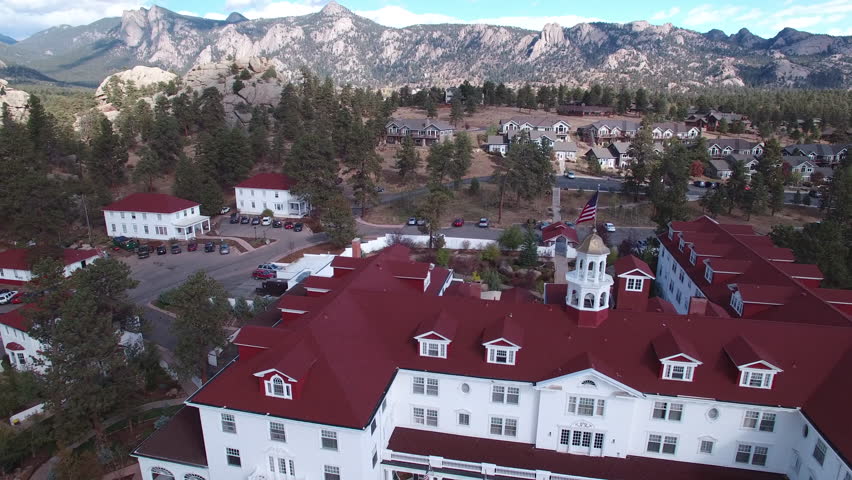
top-left (0, 79), bottom-right (30, 122)
top-left (95, 65), bottom-right (178, 102)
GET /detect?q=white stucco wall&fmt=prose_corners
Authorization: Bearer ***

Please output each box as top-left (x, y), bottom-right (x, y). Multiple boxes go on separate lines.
top-left (104, 207), bottom-right (208, 241)
top-left (235, 187), bottom-right (308, 217)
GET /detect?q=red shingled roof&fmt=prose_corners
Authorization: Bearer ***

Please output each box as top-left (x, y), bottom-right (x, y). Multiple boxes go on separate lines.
top-left (63, 249), bottom-right (99, 265)
top-left (276, 295), bottom-right (320, 312)
top-left (652, 328), bottom-right (700, 362)
top-left (387, 428), bottom-right (784, 480)
top-left (541, 223), bottom-right (579, 244)
top-left (615, 255), bottom-right (654, 278)
top-left (414, 309), bottom-right (458, 340)
top-left (0, 305), bottom-right (34, 332)
top-left (235, 173), bottom-right (296, 190)
top-left (0, 249), bottom-right (99, 270)
top-left (103, 193), bottom-right (199, 214)
top-left (774, 262), bottom-right (824, 279)
top-left (133, 407), bottom-right (208, 468)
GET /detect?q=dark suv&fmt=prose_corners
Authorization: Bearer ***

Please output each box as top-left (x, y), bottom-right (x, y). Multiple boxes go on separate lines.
top-left (137, 245), bottom-right (151, 259)
top-left (204, 241), bottom-right (216, 252)
top-left (170, 244), bottom-right (182, 254)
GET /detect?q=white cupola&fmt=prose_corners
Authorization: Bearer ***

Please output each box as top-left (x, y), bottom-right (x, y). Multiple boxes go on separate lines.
top-left (565, 232), bottom-right (614, 327)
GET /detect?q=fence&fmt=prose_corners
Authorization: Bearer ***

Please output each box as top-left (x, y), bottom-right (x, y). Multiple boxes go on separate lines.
top-left (342, 234), bottom-right (555, 258)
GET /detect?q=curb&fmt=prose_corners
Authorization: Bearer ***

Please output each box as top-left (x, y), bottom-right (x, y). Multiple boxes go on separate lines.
top-left (356, 218), bottom-right (406, 229)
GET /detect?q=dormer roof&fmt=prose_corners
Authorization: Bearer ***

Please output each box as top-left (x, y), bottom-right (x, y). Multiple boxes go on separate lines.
top-left (414, 310), bottom-right (458, 341)
top-left (615, 255), bottom-right (654, 279)
top-left (252, 337), bottom-right (317, 382)
top-left (652, 329), bottom-right (702, 364)
top-left (482, 314), bottom-right (523, 348)
top-left (724, 336), bottom-right (781, 371)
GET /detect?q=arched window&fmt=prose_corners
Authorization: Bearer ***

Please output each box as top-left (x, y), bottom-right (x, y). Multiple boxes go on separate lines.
top-left (265, 375), bottom-right (292, 399)
top-left (599, 261), bottom-right (606, 281)
top-left (578, 259), bottom-right (584, 278)
top-left (583, 293), bottom-right (595, 308)
top-left (581, 380), bottom-right (597, 388)
top-left (151, 467), bottom-right (175, 480)
top-left (570, 290), bottom-right (579, 306)
top-left (184, 475), bottom-right (207, 480)
top-left (599, 292), bottom-right (607, 307)
top-left (272, 377), bottom-right (285, 396)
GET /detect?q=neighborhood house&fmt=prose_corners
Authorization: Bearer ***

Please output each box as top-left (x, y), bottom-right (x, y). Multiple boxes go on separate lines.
top-left (103, 193), bottom-right (211, 241)
top-left (235, 173), bottom-right (310, 217)
top-left (500, 117), bottom-right (571, 141)
top-left (0, 248), bottom-right (101, 285)
top-left (385, 118), bottom-right (454, 146)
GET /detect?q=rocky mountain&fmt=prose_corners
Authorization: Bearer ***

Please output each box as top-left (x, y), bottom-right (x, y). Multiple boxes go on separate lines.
top-left (1, 2), bottom-right (850, 89)
top-left (0, 34), bottom-right (16, 45)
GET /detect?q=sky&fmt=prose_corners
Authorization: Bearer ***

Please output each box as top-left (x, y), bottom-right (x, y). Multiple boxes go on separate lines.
top-left (2, 0), bottom-right (852, 41)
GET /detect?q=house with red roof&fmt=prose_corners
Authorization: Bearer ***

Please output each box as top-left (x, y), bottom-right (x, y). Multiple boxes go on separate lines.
top-left (234, 173), bottom-right (309, 217)
top-left (0, 248), bottom-right (101, 285)
top-left (132, 228), bottom-right (852, 480)
top-left (103, 193), bottom-right (210, 241)
top-left (540, 222), bottom-right (579, 257)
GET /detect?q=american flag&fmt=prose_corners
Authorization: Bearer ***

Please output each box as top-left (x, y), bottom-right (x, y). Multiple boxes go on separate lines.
top-left (576, 191), bottom-right (599, 225)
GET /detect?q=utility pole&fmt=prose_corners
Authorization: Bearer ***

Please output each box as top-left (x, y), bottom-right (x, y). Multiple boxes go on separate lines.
top-left (81, 193), bottom-right (94, 246)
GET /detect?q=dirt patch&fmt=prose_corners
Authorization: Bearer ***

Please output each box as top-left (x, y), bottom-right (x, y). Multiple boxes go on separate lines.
top-left (686, 203), bottom-right (822, 234)
top-left (376, 143), bottom-right (498, 193)
top-left (276, 243), bottom-right (345, 263)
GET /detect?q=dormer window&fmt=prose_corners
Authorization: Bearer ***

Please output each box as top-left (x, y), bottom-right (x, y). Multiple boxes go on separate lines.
top-left (678, 238), bottom-right (685, 252)
top-left (704, 266), bottom-right (714, 284)
top-left (689, 250), bottom-right (697, 266)
top-left (730, 292), bottom-right (744, 316)
top-left (626, 278), bottom-right (644, 291)
top-left (662, 362), bottom-right (695, 381)
top-left (487, 346), bottom-right (517, 365)
top-left (739, 369), bottom-right (775, 389)
top-left (265, 376), bottom-right (293, 399)
top-left (419, 340), bottom-right (447, 358)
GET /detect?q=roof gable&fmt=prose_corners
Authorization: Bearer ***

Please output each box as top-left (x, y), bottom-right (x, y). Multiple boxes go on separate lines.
top-left (103, 193), bottom-right (199, 213)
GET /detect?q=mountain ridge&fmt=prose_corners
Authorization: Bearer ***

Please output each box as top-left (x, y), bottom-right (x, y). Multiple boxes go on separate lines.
top-left (1, 2), bottom-right (850, 89)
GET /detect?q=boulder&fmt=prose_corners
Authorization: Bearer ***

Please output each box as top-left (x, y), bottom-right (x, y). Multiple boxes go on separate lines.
top-left (0, 79), bottom-right (31, 122)
top-left (95, 65), bottom-right (178, 102)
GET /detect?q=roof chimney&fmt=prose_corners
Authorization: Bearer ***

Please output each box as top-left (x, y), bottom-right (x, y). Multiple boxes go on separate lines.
top-left (352, 238), bottom-right (361, 258)
top-left (688, 297), bottom-right (708, 316)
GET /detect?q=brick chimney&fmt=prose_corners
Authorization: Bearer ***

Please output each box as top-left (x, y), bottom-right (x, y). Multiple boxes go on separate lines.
top-left (352, 238), bottom-right (361, 258)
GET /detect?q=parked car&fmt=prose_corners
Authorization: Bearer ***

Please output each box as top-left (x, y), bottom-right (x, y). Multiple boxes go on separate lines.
top-left (201, 241), bottom-right (214, 253)
top-left (0, 290), bottom-right (18, 305)
top-left (156, 245), bottom-right (167, 255)
top-left (604, 222), bottom-right (616, 232)
top-left (229, 213), bottom-right (239, 224)
top-left (220, 206), bottom-right (231, 215)
top-left (693, 180), bottom-right (705, 187)
top-left (478, 217), bottom-right (489, 228)
top-left (293, 222), bottom-right (304, 232)
top-left (284, 221), bottom-right (295, 229)
top-left (416, 218), bottom-right (426, 226)
top-left (255, 279), bottom-right (289, 297)
top-left (251, 217), bottom-right (261, 225)
top-left (261, 216), bottom-right (272, 226)
top-left (272, 220), bottom-right (283, 228)
top-left (452, 218), bottom-right (464, 227)
top-left (240, 216), bottom-right (250, 224)
top-left (252, 269), bottom-right (277, 280)
top-left (375, 185), bottom-right (385, 193)
top-left (137, 245), bottom-right (151, 259)
top-left (809, 189), bottom-right (822, 198)
top-left (0, 289), bottom-right (9, 295)
top-left (564, 171), bottom-right (576, 179)
top-left (258, 264), bottom-right (283, 271)
top-left (10, 292), bottom-right (26, 304)
top-left (219, 243), bottom-right (230, 255)
top-left (170, 244), bottom-right (182, 254)
top-left (112, 236), bottom-right (138, 251)
top-left (187, 240), bottom-right (198, 252)
top-left (407, 217), bottom-right (417, 226)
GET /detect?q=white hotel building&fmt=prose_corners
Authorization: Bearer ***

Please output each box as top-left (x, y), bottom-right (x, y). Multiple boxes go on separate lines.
top-left (133, 228), bottom-right (852, 480)
top-left (235, 173), bottom-right (310, 217)
top-left (103, 193), bottom-right (211, 241)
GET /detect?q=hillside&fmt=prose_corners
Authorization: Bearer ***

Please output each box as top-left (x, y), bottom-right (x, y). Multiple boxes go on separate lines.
top-left (0, 2), bottom-right (850, 89)
top-left (0, 33), bottom-right (16, 45)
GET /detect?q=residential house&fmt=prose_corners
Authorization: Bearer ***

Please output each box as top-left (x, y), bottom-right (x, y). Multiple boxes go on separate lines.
top-left (557, 104), bottom-right (615, 116)
top-left (608, 142), bottom-right (633, 168)
top-left (706, 159), bottom-right (733, 180)
top-left (553, 142), bottom-right (578, 173)
top-left (540, 222), bottom-right (579, 257)
top-left (0, 248), bottom-right (101, 285)
top-left (1, 305), bottom-right (144, 372)
top-left (650, 122), bottom-right (701, 142)
top-left (723, 154), bottom-right (759, 178)
top-left (103, 193), bottom-right (211, 241)
top-left (235, 173), bottom-right (310, 217)
top-left (578, 120), bottom-right (641, 145)
top-left (782, 144), bottom-right (849, 165)
top-left (132, 231), bottom-right (852, 480)
top-left (707, 139), bottom-right (764, 158)
top-left (686, 110), bottom-right (747, 132)
top-left (586, 147), bottom-right (617, 170)
top-left (385, 119), bottom-right (454, 146)
top-left (508, 130), bottom-right (559, 146)
top-left (485, 135), bottom-right (508, 156)
top-left (500, 117), bottom-right (571, 140)
top-left (781, 156), bottom-right (817, 182)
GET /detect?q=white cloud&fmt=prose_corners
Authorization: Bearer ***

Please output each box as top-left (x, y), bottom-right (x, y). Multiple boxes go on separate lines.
top-left (239, 1), bottom-right (323, 19)
top-left (650, 7), bottom-right (680, 21)
top-left (354, 6), bottom-right (460, 28)
top-left (0, 0), bottom-right (145, 39)
top-left (735, 8), bottom-right (764, 22)
top-left (177, 10), bottom-right (199, 16)
top-left (682, 4), bottom-right (746, 26)
top-left (468, 14), bottom-right (600, 31)
top-left (827, 26), bottom-right (852, 36)
top-left (203, 12), bottom-right (229, 20)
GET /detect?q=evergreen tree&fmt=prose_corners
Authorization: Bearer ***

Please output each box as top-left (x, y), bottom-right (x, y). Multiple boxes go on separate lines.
top-left (274, 83), bottom-right (303, 141)
top-left (322, 194), bottom-right (357, 248)
top-left (88, 115), bottom-right (128, 187)
top-left (616, 86), bottom-right (632, 114)
top-left (133, 100), bottom-right (154, 142)
top-left (502, 132), bottom-right (555, 209)
top-left (426, 140), bottom-right (454, 186)
top-left (285, 133), bottom-right (339, 209)
top-left (424, 95), bottom-right (437, 118)
top-left (724, 160), bottom-right (749, 213)
top-left (132, 146), bottom-right (161, 191)
top-left (149, 108), bottom-right (182, 166)
top-left (248, 106), bottom-right (270, 162)
top-left (623, 127), bottom-right (656, 201)
top-left (198, 87), bottom-right (226, 131)
top-left (197, 128), bottom-right (253, 186)
top-left (699, 188), bottom-right (725, 217)
top-left (518, 229), bottom-right (539, 267)
top-left (448, 132), bottom-right (473, 188)
top-left (415, 186), bottom-right (452, 248)
top-left (171, 272), bottom-right (230, 383)
top-left (450, 97), bottom-right (464, 127)
top-left (394, 136), bottom-right (420, 181)
top-left (634, 88), bottom-right (649, 112)
top-left (498, 225), bottom-right (525, 250)
top-left (648, 140), bottom-right (690, 230)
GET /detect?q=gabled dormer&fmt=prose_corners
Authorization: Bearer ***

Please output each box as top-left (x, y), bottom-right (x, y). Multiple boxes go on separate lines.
top-left (652, 329), bottom-right (702, 382)
top-left (481, 314), bottom-right (523, 365)
top-left (724, 336), bottom-right (782, 390)
top-left (254, 370), bottom-right (295, 399)
top-left (252, 339), bottom-right (317, 399)
top-left (413, 310), bottom-right (457, 359)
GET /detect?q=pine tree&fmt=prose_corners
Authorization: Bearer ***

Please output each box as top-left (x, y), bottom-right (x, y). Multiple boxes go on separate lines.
top-left (426, 140), bottom-right (454, 186)
top-left (724, 160), bottom-right (749, 213)
top-left (322, 194), bottom-right (357, 248)
top-left (624, 127), bottom-right (656, 201)
top-left (88, 115), bottom-right (128, 187)
top-left (503, 132), bottom-right (555, 206)
top-left (133, 100), bottom-right (154, 142)
top-left (424, 95), bottom-right (437, 118)
top-left (634, 88), bottom-right (649, 112)
top-left (171, 272), bottom-right (230, 383)
top-left (394, 136), bottom-right (420, 181)
top-left (518, 229), bottom-right (539, 267)
top-left (132, 146), bottom-right (161, 191)
top-left (248, 106), bottom-right (270, 162)
top-left (274, 83), bottom-right (303, 141)
top-left (285, 133), bottom-right (339, 209)
top-left (648, 140), bottom-right (690, 230)
top-left (450, 97), bottom-right (464, 127)
top-left (415, 186), bottom-right (452, 248)
top-left (448, 132), bottom-right (473, 188)
top-left (198, 87), bottom-right (226, 131)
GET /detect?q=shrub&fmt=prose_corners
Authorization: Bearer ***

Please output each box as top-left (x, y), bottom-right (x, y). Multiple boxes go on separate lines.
top-left (518, 231), bottom-right (539, 267)
top-left (261, 67), bottom-right (277, 80)
top-left (239, 68), bottom-right (252, 80)
top-left (450, 255), bottom-right (476, 275)
top-left (460, 240), bottom-right (471, 251)
top-left (480, 244), bottom-right (500, 263)
top-left (156, 288), bottom-right (178, 307)
top-left (498, 225), bottom-right (525, 250)
top-left (482, 269), bottom-right (502, 291)
top-left (468, 177), bottom-right (480, 195)
top-left (435, 248), bottom-right (451, 267)
top-left (261, 208), bottom-right (274, 218)
top-left (232, 78), bottom-right (244, 94)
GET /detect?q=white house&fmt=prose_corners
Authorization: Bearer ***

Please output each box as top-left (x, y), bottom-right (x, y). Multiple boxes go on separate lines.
top-left (485, 135), bottom-right (508, 156)
top-left (103, 193), bottom-right (211, 241)
top-left (0, 248), bottom-right (101, 286)
top-left (587, 147), bottom-right (617, 170)
top-left (235, 173), bottom-right (310, 217)
top-left (132, 233), bottom-right (852, 480)
top-left (553, 142), bottom-right (578, 173)
top-left (0, 305), bottom-right (144, 372)
top-left (650, 122), bottom-right (701, 141)
top-left (500, 116), bottom-right (571, 140)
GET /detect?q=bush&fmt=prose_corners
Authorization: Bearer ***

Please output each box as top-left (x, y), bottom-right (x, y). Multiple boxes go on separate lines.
top-left (450, 255), bottom-right (476, 275)
top-left (498, 225), bottom-right (525, 250)
top-left (468, 178), bottom-right (480, 195)
top-left (518, 232), bottom-right (539, 268)
top-left (233, 297), bottom-right (251, 320)
top-left (482, 269), bottom-right (502, 291)
top-left (261, 208), bottom-right (274, 218)
top-left (480, 244), bottom-right (500, 263)
top-left (239, 68), bottom-right (252, 80)
top-left (261, 67), bottom-right (277, 81)
top-left (232, 78), bottom-right (245, 94)
top-left (460, 240), bottom-right (471, 251)
top-left (156, 288), bottom-right (178, 307)
top-left (435, 248), bottom-right (451, 267)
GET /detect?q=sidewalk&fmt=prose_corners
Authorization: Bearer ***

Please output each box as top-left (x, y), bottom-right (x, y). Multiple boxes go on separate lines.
top-left (356, 217), bottom-right (404, 229)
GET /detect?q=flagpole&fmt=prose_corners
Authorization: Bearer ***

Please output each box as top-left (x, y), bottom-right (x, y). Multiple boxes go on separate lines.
top-left (594, 184), bottom-right (600, 231)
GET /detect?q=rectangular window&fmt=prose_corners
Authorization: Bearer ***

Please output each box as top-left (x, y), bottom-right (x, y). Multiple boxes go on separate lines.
top-left (221, 413), bottom-right (236, 433)
top-left (492, 385), bottom-right (505, 403)
top-left (226, 447), bottom-right (241, 466)
top-left (412, 377), bottom-right (425, 394)
top-left (269, 422), bottom-right (286, 442)
top-left (507, 386), bottom-right (520, 405)
top-left (120, 212), bottom-right (125, 219)
top-left (662, 436), bottom-right (678, 454)
top-left (653, 402), bottom-right (684, 421)
top-left (489, 417), bottom-right (517, 437)
top-left (122, 224), bottom-right (127, 233)
top-left (704, 267), bottom-right (713, 283)
top-left (155, 226), bottom-right (168, 235)
top-left (413, 407), bottom-right (425, 424)
top-left (458, 412), bottom-right (470, 426)
top-left (647, 435), bottom-right (677, 454)
top-left (626, 278), bottom-right (644, 291)
top-left (143, 225), bottom-right (149, 234)
top-left (737, 444), bottom-right (769, 466)
top-left (813, 439), bottom-right (827, 465)
top-left (426, 409), bottom-right (438, 427)
top-left (111, 224), bottom-right (116, 232)
top-left (743, 411), bottom-right (774, 432)
top-left (647, 434), bottom-right (662, 453)
top-left (593, 433), bottom-right (605, 449)
top-left (321, 430), bottom-right (338, 451)
top-left (699, 440), bottom-right (714, 454)
top-left (758, 413), bottom-right (776, 432)
top-left (426, 378), bottom-right (438, 396)
top-left (324, 465), bottom-right (341, 480)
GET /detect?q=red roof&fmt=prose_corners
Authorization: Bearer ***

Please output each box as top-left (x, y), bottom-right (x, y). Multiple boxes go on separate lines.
top-left (814, 288), bottom-right (852, 305)
top-left (0, 249), bottom-right (99, 270)
top-left (735, 284), bottom-right (797, 304)
top-left (774, 262), bottom-right (824, 279)
top-left (276, 295), bottom-right (319, 312)
top-left (133, 407), bottom-right (208, 468)
top-left (63, 249), bottom-right (99, 265)
top-left (330, 256), bottom-right (363, 270)
top-left (0, 305), bottom-right (33, 332)
top-left (414, 310), bottom-right (458, 340)
top-left (543, 283), bottom-right (568, 305)
top-left (615, 255), bottom-right (654, 278)
top-left (235, 173), bottom-right (295, 190)
top-left (482, 314), bottom-right (524, 346)
top-left (5, 342), bottom-right (24, 351)
top-left (541, 223), bottom-right (579, 244)
top-left (652, 328), bottom-right (700, 362)
top-left (444, 282), bottom-right (483, 298)
top-left (103, 193), bottom-right (199, 214)
top-left (301, 276), bottom-right (339, 291)
top-left (387, 428), bottom-right (784, 480)
top-left (724, 335), bottom-right (778, 368)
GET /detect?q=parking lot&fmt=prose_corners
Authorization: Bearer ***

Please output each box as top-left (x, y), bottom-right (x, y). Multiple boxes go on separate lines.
top-left (215, 215), bottom-right (309, 247)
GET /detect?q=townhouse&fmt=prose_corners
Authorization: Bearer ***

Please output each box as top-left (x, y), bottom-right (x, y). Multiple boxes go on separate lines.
top-left (235, 173), bottom-right (310, 217)
top-left (385, 119), bottom-right (454, 146)
top-left (132, 224), bottom-right (852, 480)
top-left (500, 117), bottom-right (571, 141)
top-left (649, 122), bottom-right (701, 142)
top-left (577, 120), bottom-right (641, 145)
top-left (103, 193), bottom-right (211, 242)
top-left (782, 144), bottom-right (849, 166)
top-left (707, 139), bottom-right (764, 159)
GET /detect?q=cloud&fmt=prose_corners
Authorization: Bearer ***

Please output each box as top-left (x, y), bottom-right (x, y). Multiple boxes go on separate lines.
top-left (650, 7), bottom-right (680, 21)
top-left (238, 1), bottom-right (324, 19)
top-left (203, 12), bottom-right (229, 20)
top-left (735, 8), bottom-right (764, 22)
top-left (0, 0), bottom-right (146, 39)
top-left (354, 5), bottom-right (460, 28)
top-left (827, 26), bottom-right (852, 36)
top-left (682, 4), bottom-right (747, 26)
top-left (469, 14), bottom-right (600, 31)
